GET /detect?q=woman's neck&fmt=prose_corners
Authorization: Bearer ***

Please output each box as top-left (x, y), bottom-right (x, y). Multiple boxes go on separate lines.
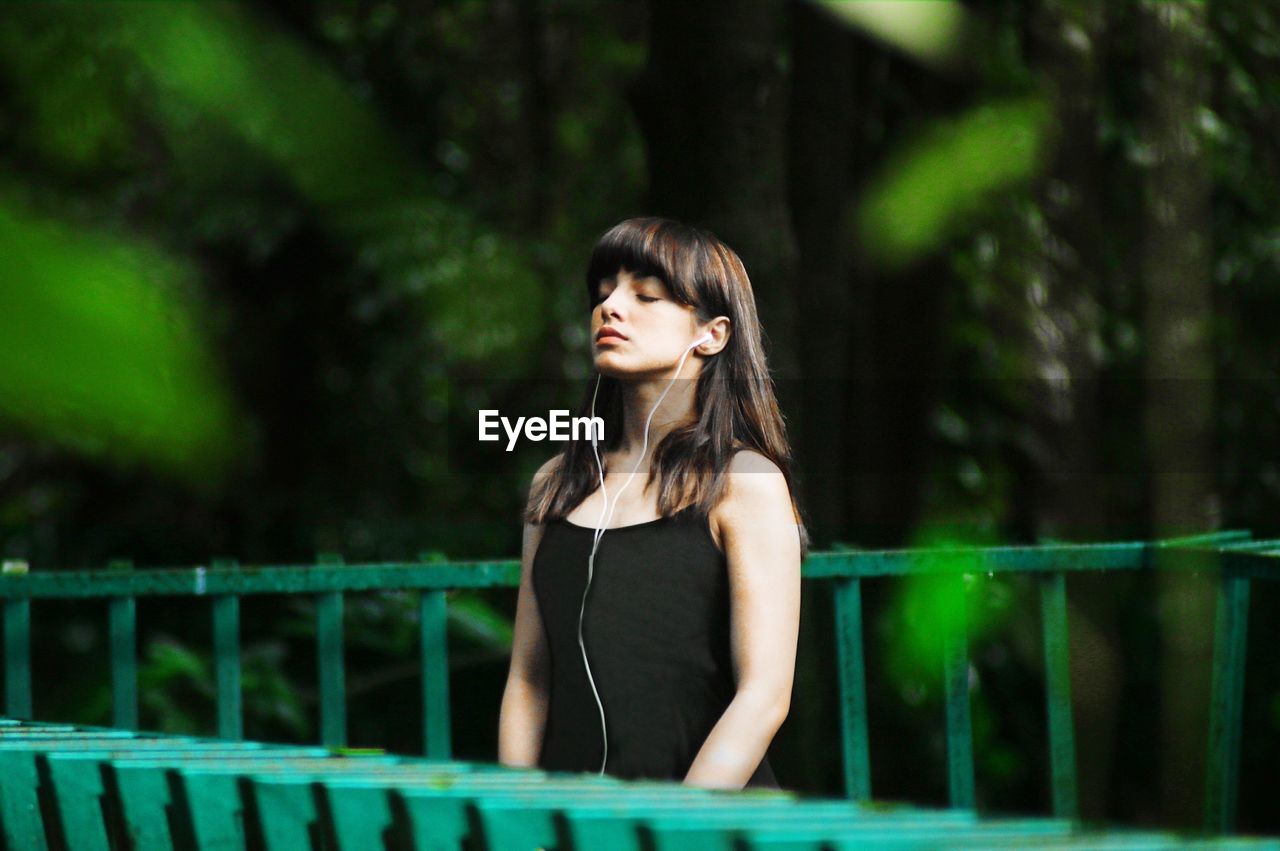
top-left (612, 370), bottom-right (699, 458)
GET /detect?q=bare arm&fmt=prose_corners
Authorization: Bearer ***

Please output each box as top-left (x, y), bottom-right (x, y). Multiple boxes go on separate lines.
top-left (497, 459), bottom-right (556, 767)
top-left (683, 452), bottom-right (802, 789)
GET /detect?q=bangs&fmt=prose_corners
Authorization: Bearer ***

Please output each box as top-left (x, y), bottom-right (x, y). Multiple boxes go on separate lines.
top-left (585, 218), bottom-right (701, 307)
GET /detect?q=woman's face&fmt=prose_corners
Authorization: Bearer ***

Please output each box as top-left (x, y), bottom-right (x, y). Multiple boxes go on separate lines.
top-left (591, 268), bottom-right (703, 378)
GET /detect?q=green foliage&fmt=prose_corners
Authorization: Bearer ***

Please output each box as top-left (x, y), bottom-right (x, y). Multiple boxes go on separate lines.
top-left (351, 198), bottom-right (544, 361)
top-left (821, 0), bottom-right (970, 70)
top-left (0, 194), bottom-right (238, 482)
top-left (857, 96), bottom-right (1054, 270)
top-left (0, 3), bottom-right (544, 378)
top-left (448, 591), bottom-right (515, 662)
top-left (240, 640), bottom-right (309, 739)
top-left (883, 524), bottom-right (1011, 692)
top-left (107, 3), bottom-right (419, 208)
top-left (138, 636), bottom-right (214, 735)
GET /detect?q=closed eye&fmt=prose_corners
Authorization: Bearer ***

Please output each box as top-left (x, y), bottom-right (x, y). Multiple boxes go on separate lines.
top-left (637, 295), bottom-right (660, 303)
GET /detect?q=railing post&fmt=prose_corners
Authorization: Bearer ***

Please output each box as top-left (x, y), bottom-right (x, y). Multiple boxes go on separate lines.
top-left (1039, 572), bottom-right (1079, 820)
top-left (942, 574), bottom-right (975, 809)
top-left (1204, 571), bottom-right (1250, 833)
top-left (316, 553), bottom-right (346, 748)
top-left (108, 559), bottom-right (138, 729)
top-left (417, 553), bottom-right (452, 759)
top-left (1, 559), bottom-right (32, 718)
top-left (211, 558), bottom-right (242, 741)
top-left (832, 578), bottom-right (871, 799)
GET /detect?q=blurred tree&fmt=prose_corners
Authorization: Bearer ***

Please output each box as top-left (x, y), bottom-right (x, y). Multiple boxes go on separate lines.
top-left (1013, 0), bottom-right (1121, 822)
top-left (785, 0), bottom-right (859, 793)
top-left (1138, 0), bottom-right (1217, 827)
top-left (629, 0), bottom-right (800, 373)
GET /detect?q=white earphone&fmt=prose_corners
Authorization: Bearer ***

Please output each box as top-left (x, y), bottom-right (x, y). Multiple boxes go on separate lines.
top-left (578, 332), bottom-right (713, 774)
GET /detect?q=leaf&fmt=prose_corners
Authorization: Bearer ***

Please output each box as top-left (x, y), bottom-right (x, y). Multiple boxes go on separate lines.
top-left (857, 96), bottom-right (1054, 270)
top-left (820, 0), bottom-right (970, 70)
top-left (447, 591), bottom-right (514, 654)
top-left (104, 3), bottom-right (542, 363)
top-left (0, 194), bottom-right (238, 481)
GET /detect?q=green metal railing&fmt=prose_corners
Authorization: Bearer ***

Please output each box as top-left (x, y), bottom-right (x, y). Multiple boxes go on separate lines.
top-left (1, 529), bottom-right (1276, 834)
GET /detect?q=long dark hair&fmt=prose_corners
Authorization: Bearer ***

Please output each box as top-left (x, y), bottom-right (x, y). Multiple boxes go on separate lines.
top-left (526, 217), bottom-right (810, 556)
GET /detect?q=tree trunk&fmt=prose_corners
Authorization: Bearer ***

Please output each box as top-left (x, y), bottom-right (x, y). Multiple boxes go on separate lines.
top-left (1022, 0), bottom-right (1120, 822)
top-left (1138, 0), bottom-right (1217, 827)
top-left (629, 0), bottom-right (799, 374)
top-left (845, 50), bottom-right (953, 548)
top-left (789, 0), bottom-right (857, 547)
top-left (779, 0), bottom-right (859, 795)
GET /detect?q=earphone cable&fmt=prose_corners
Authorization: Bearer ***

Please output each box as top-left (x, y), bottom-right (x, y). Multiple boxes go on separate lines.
top-left (579, 338), bottom-right (703, 776)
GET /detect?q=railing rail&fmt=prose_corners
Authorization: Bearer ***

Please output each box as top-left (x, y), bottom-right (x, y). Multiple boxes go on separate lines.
top-left (2, 529), bottom-right (1277, 832)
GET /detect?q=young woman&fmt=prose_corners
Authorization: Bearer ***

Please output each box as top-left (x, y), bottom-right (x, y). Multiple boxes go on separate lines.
top-left (497, 217), bottom-right (808, 790)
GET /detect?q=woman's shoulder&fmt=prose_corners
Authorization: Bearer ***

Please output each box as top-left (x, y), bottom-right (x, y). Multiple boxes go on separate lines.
top-left (725, 447), bottom-right (783, 476)
top-left (721, 450), bottom-right (790, 513)
top-left (708, 449), bottom-right (792, 551)
top-left (524, 454), bottom-right (565, 523)
top-left (530, 453), bottom-right (563, 487)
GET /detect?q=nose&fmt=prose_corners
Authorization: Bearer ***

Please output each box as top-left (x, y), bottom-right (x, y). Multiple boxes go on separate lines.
top-left (598, 290), bottom-right (623, 320)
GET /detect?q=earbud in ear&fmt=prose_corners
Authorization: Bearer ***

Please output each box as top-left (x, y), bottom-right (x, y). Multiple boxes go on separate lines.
top-left (693, 333), bottom-right (713, 348)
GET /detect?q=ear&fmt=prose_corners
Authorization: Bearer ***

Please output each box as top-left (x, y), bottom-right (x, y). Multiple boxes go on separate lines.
top-left (696, 317), bottom-right (731, 355)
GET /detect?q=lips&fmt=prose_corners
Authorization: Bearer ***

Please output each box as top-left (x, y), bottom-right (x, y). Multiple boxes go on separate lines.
top-left (595, 327), bottom-right (627, 342)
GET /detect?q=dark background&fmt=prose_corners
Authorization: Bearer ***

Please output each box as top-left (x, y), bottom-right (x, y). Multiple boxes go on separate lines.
top-left (1, 0), bottom-right (1277, 832)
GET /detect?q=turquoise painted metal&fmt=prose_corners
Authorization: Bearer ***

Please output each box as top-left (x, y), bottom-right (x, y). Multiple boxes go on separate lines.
top-left (0, 529), bottom-right (1277, 841)
top-left (211, 557), bottom-right (243, 741)
top-left (0, 719), bottom-right (1275, 850)
top-left (1040, 571), bottom-right (1079, 819)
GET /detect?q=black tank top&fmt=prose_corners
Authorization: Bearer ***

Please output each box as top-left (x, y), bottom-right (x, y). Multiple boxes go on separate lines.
top-left (531, 506), bottom-right (779, 788)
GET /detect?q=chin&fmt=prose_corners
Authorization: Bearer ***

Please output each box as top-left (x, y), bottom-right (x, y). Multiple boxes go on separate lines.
top-left (593, 353), bottom-right (644, 378)
top-left (593, 355), bottom-right (629, 377)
